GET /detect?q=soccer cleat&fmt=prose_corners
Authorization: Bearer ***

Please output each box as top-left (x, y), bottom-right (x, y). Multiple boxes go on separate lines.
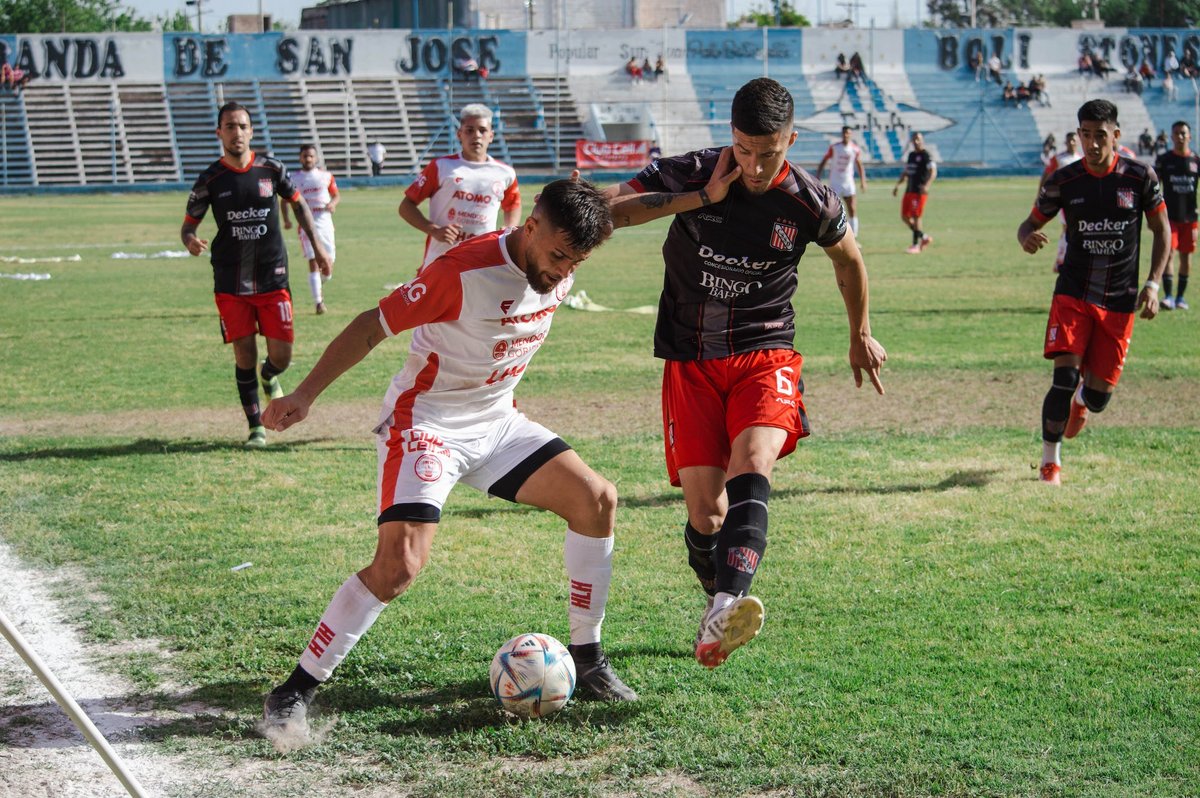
top-left (694, 594), bottom-right (716, 649)
top-left (245, 426), bottom-right (268, 448)
top-left (568, 645), bottom-right (638, 701)
top-left (1064, 399), bottom-right (1088, 439)
top-left (1177, 298), bottom-right (1190, 310)
top-left (1161, 296), bottom-right (1175, 310)
top-left (262, 686), bottom-right (316, 732)
top-left (905, 244), bottom-right (922, 254)
top-left (315, 302), bottom-right (327, 315)
top-left (695, 595), bottom-right (764, 669)
top-left (919, 234), bottom-right (933, 250)
top-left (261, 370), bottom-right (284, 403)
top-left (1038, 462), bottom-right (1062, 486)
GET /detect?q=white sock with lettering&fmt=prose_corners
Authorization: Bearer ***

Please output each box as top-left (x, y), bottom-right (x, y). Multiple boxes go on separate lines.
top-left (308, 271), bottom-right (323, 303)
top-left (298, 574), bottom-right (386, 682)
top-left (563, 530), bottom-right (612, 646)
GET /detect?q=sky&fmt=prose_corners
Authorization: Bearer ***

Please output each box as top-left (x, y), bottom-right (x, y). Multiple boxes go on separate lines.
top-left (121, 0), bottom-right (920, 34)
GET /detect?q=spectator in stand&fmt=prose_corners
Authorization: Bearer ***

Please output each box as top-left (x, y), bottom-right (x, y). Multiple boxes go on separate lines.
top-left (626, 57), bottom-right (643, 84)
top-left (642, 57), bottom-right (654, 81)
top-left (454, 56), bottom-right (483, 82)
top-left (1002, 81), bottom-right (1018, 107)
top-left (835, 52), bottom-right (851, 80)
top-left (1164, 70), bottom-right (1178, 101)
top-left (1041, 133), bottom-right (1057, 164)
top-left (1164, 49), bottom-right (1180, 77)
top-left (1078, 52), bottom-right (1094, 76)
top-left (988, 53), bottom-right (1003, 85)
top-left (1124, 66), bottom-right (1144, 95)
top-left (1093, 54), bottom-right (1115, 79)
top-left (654, 55), bottom-right (666, 82)
top-left (1138, 128), bottom-right (1155, 156)
top-left (970, 51), bottom-right (984, 81)
top-left (1156, 129), bottom-right (1170, 154)
top-left (849, 52), bottom-right (866, 82)
top-left (1181, 51), bottom-right (1199, 78)
top-left (1016, 81), bottom-right (1032, 108)
top-left (1030, 74), bottom-right (1050, 106)
top-left (367, 140), bottom-right (386, 176)
top-left (1139, 59), bottom-right (1156, 86)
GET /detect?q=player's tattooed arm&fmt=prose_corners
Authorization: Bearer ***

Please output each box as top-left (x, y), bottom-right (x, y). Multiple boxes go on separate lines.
top-left (609, 149), bottom-right (741, 229)
top-left (180, 221), bottom-right (208, 256)
top-left (824, 233), bottom-right (886, 395)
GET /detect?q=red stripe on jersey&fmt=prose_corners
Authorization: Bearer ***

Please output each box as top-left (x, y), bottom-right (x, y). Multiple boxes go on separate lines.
top-left (1031, 206), bottom-right (1053, 224)
top-left (378, 353), bottom-right (441, 514)
top-left (1147, 200), bottom-right (1167, 217)
top-left (183, 214), bottom-right (202, 225)
top-left (219, 152), bottom-right (258, 174)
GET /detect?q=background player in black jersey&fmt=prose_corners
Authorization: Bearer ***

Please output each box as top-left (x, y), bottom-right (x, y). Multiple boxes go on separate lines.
top-left (181, 102), bottom-right (331, 448)
top-left (1154, 121), bottom-right (1199, 310)
top-left (892, 131), bottom-right (937, 254)
top-left (603, 77), bottom-right (887, 670)
top-left (1016, 99), bottom-right (1169, 486)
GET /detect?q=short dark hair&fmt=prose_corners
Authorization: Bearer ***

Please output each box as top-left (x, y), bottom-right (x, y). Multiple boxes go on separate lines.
top-left (730, 78), bottom-right (794, 136)
top-left (1078, 99), bottom-right (1119, 126)
top-left (1065, 131), bottom-right (1077, 141)
top-left (217, 101), bottom-right (250, 128)
top-left (841, 125), bottom-right (852, 134)
top-left (299, 143), bottom-right (317, 154)
top-left (535, 179), bottom-right (612, 254)
top-left (1172, 120), bottom-right (1190, 132)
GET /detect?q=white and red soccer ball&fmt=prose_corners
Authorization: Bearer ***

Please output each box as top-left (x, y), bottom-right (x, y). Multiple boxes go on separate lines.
top-left (489, 633), bottom-right (575, 719)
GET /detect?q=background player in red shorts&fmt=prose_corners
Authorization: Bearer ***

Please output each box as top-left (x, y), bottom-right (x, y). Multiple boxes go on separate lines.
top-left (181, 102), bottom-right (330, 448)
top-left (892, 131), bottom-right (937, 254)
top-left (259, 180), bottom-right (635, 739)
top-left (604, 77), bottom-right (887, 670)
top-left (1017, 99), bottom-right (1169, 486)
top-left (1154, 120), bottom-right (1200, 310)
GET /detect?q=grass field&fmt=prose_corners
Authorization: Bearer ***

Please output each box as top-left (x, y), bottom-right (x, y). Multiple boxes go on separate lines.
top-left (1, 177), bottom-right (1199, 798)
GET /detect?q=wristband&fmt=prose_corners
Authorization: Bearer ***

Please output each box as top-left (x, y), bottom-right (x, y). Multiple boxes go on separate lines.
top-left (1144, 280), bottom-right (1160, 293)
top-left (698, 188), bottom-right (711, 206)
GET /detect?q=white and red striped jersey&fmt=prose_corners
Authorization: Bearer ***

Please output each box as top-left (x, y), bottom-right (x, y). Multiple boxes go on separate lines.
top-left (291, 166), bottom-right (338, 215)
top-left (1043, 148), bottom-right (1083, 177)
top-left (375, 229), bottom-right (570, 434)
top-left (822, 141), bottom-right (862, 187)
top-left (404, 153), bottom-right (520, 269)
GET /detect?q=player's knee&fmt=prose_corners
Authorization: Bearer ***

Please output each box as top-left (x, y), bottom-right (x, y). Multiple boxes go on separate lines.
top-left (687, 508), bottom-right (724, 536)
top-left (366, 549), bottom-right (427, 600)
top-left (585, 476), bottom-right (618, 530)
top-left (1051, 365), bottom-right (1081, 393)
top-left (1081, 385), bottom-right (1111, 413)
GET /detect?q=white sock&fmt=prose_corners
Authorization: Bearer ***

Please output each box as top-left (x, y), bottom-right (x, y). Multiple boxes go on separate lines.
top-left (308, 271), bottom-right (323, 303)
top-left (850, 216), bottom-right (859, 236)
top-left (298, 574), bottom-right (386, 681)
top-left (1042, 440), bottom-right (1061, 466)
top-left (321, 270), bottom-right (331, 284)
top-left (712, 591), bottom-right (736, 616)
top-left (563, 530), bottom-right (613, 646)
top-left (1073, 382), bottom-right (1086, 407)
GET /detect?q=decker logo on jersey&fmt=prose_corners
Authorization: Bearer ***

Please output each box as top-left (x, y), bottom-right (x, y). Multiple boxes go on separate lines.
top-left (1077, 219), bottom-right (1131, 233)
top-left (770, 219), bottom-right (797, 252)
top-left (697, 245), bottom-right (777, 271)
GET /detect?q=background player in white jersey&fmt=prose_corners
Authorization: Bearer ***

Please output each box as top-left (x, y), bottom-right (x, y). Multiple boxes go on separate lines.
top-left (399, 103), bottom-right (521, 272)
top-left (815, 126), bottom-right (867, 237)
top-left (282, 144), bottom-right (339, 314)
top-left (1037, 131), bottom-right (1083, 272)
top-left (260, 180), bottom-right (636, 738)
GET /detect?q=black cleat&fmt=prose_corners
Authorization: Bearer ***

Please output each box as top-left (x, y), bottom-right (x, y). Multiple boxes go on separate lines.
top-left (263, 685), bottom-right (316, 731)
top-left (569, 644), bottom-right (638, 701)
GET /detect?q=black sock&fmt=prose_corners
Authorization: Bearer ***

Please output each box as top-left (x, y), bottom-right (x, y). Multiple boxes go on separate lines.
top-left (1178, 274), bottom-right (1189, 299)
top-left (236, 366), bottom-right (262, 428)
top-left (715, 473), bottom-right (770, 597)
top-left (1042, 366), bottom-right (1078, 443)
top-left (567, 641), bottom-right (601, 664)
top-left (261, 358), bottom-right (285, 382)
top-left (912, 229), bottom-right (922, 246)
top-left (684, 523), bottom-right (717, 596)
top-left (274, 664), bottom-right (321, 694)
top-left (1164, 273), bottom-right (1175, 298)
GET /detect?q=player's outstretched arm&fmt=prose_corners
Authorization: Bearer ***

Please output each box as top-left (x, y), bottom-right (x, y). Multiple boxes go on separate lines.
top-left (608, 147), bottom-right (742, 229)
top-left (262, 309), bottom-right (387, 432)
top-left (1016, 214), bottom-right (1049, 254)
top-left (824, 232), bottom-right (886, 394)
top-left (1140, 207), bottom-right (1171, 319)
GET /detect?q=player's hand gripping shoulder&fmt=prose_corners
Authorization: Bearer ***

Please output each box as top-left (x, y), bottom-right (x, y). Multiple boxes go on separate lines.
top-left (607, 147), bottom-right (742, 229)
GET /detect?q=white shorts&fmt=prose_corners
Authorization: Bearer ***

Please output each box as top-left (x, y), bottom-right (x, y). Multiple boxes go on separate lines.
top-left (299, 213), bottom-right (335, 262)
top-left (374, 409), bottom-right (565, 520)
top-left (829, 178), bottom-right (856, 199)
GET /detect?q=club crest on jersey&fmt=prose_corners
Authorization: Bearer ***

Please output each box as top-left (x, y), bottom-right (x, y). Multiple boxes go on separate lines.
top-left (258, 179), bottom-right (273, 198)
top-left (414, 453), bottom-right (443, 482)
top-left (1116, 189), bottom-right (1135, 209)
top-left (492, 340), bottom-right (508, 359)
top-left (555, 281), bottom-right (571, 301)
top-left (770, 219), bottom-right (797, 252)
top-left (500, 300), bottom-right (515, 314)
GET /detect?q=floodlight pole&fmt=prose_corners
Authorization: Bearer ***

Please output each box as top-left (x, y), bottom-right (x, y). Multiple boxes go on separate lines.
top-left (0, 609), bottom-right (149, 798)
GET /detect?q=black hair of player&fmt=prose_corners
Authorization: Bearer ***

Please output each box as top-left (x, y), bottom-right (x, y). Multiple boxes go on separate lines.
top-left (841, 125), bottom-right (852, 134)
top-left (1172, 120), bottom-right (1190, 133)
top-left (1065, 131), bottom-right (1077, 141)
top-left (299, 143), bottom-right (317, 154)
top-left (730, 78), bottom-right (794, 136)
top-left (534, 179), bottom-right (612, 254)
top-left (217, 101), bottom-right (250, 128)
top-left (1077, 99), bottom-right (1119, 126)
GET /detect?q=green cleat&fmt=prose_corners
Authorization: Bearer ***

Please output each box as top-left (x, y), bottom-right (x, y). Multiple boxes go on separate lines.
top-left (245, 426), bottom-right (268, 449)
top-left (261, 370), bottom-right (284, 404)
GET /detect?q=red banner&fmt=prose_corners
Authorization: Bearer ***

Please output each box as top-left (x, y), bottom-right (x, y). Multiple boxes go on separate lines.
top-left (575, 139), bottom-right (652, 169)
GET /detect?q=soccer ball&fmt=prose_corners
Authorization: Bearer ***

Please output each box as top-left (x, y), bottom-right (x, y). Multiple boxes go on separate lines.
top-left (489, 633), bottom-right (576, 719)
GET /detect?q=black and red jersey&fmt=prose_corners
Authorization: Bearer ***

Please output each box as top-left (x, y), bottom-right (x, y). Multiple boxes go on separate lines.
top-left (903, 149), bottom-right (934, 194)
top-left (1034, 154), bottom-right (1165, 313)
top-left (184, 153), bottom-right (300, 296)
top-left (629, 148), bottom-right (847, 361)
top-left (1153, 149), bottom-right (1200, 223)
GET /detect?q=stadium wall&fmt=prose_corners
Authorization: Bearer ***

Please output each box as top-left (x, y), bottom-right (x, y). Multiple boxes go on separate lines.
top-left (1, 27), bottom-right (1197, 191)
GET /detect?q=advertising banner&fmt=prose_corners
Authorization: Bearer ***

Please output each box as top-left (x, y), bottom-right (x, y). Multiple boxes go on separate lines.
top-left (575, 139), bottom-right (651, 169)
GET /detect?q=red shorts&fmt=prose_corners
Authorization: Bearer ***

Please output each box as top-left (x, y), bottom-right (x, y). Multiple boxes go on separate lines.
top-left (1044, 294), bottom-right (1134, 386)
top-left (661, 349), bottom-right (811, 487)
top-left (214, 288), bottom-right (294, 343)
top-left (901, 192), bottom-right (928, 219)
top-left (1170, 220), bottom-right (1198, 254)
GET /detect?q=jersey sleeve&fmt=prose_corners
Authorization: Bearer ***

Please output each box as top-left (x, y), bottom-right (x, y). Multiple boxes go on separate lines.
top-left (812, 182), bottom-right (849, 248)
top-left (184, 174), bottom-right (209, 225)
top-left (328, 173), bottom-right (339, 196)
top-left (629, 150), bottom-right (711, 193)
top-left (500, 175), bottom-right (520, 211)
top-left (404, 160), bottom-right (441, 203)
top-left (1142, 165), bottom-right (1167, 216)
top-left (1033, 170), bottom-right (1063, 222)
top-left (275, 163), bottom-right (300, 203)
top-left (377, 263), bottom-right (465, 337)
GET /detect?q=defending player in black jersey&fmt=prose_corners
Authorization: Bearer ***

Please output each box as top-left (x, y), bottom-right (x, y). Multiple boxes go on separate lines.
top-left (181, 102), bottom-right (331, 448)
top-left (604, 77), bottom-right (887, 669)
top-left (1154, 121), bottom-right (1200, 310)
top-left (892, 131), bottom-right (937, 253)
top-left (1017, 99), bottom-right (1169, 486)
